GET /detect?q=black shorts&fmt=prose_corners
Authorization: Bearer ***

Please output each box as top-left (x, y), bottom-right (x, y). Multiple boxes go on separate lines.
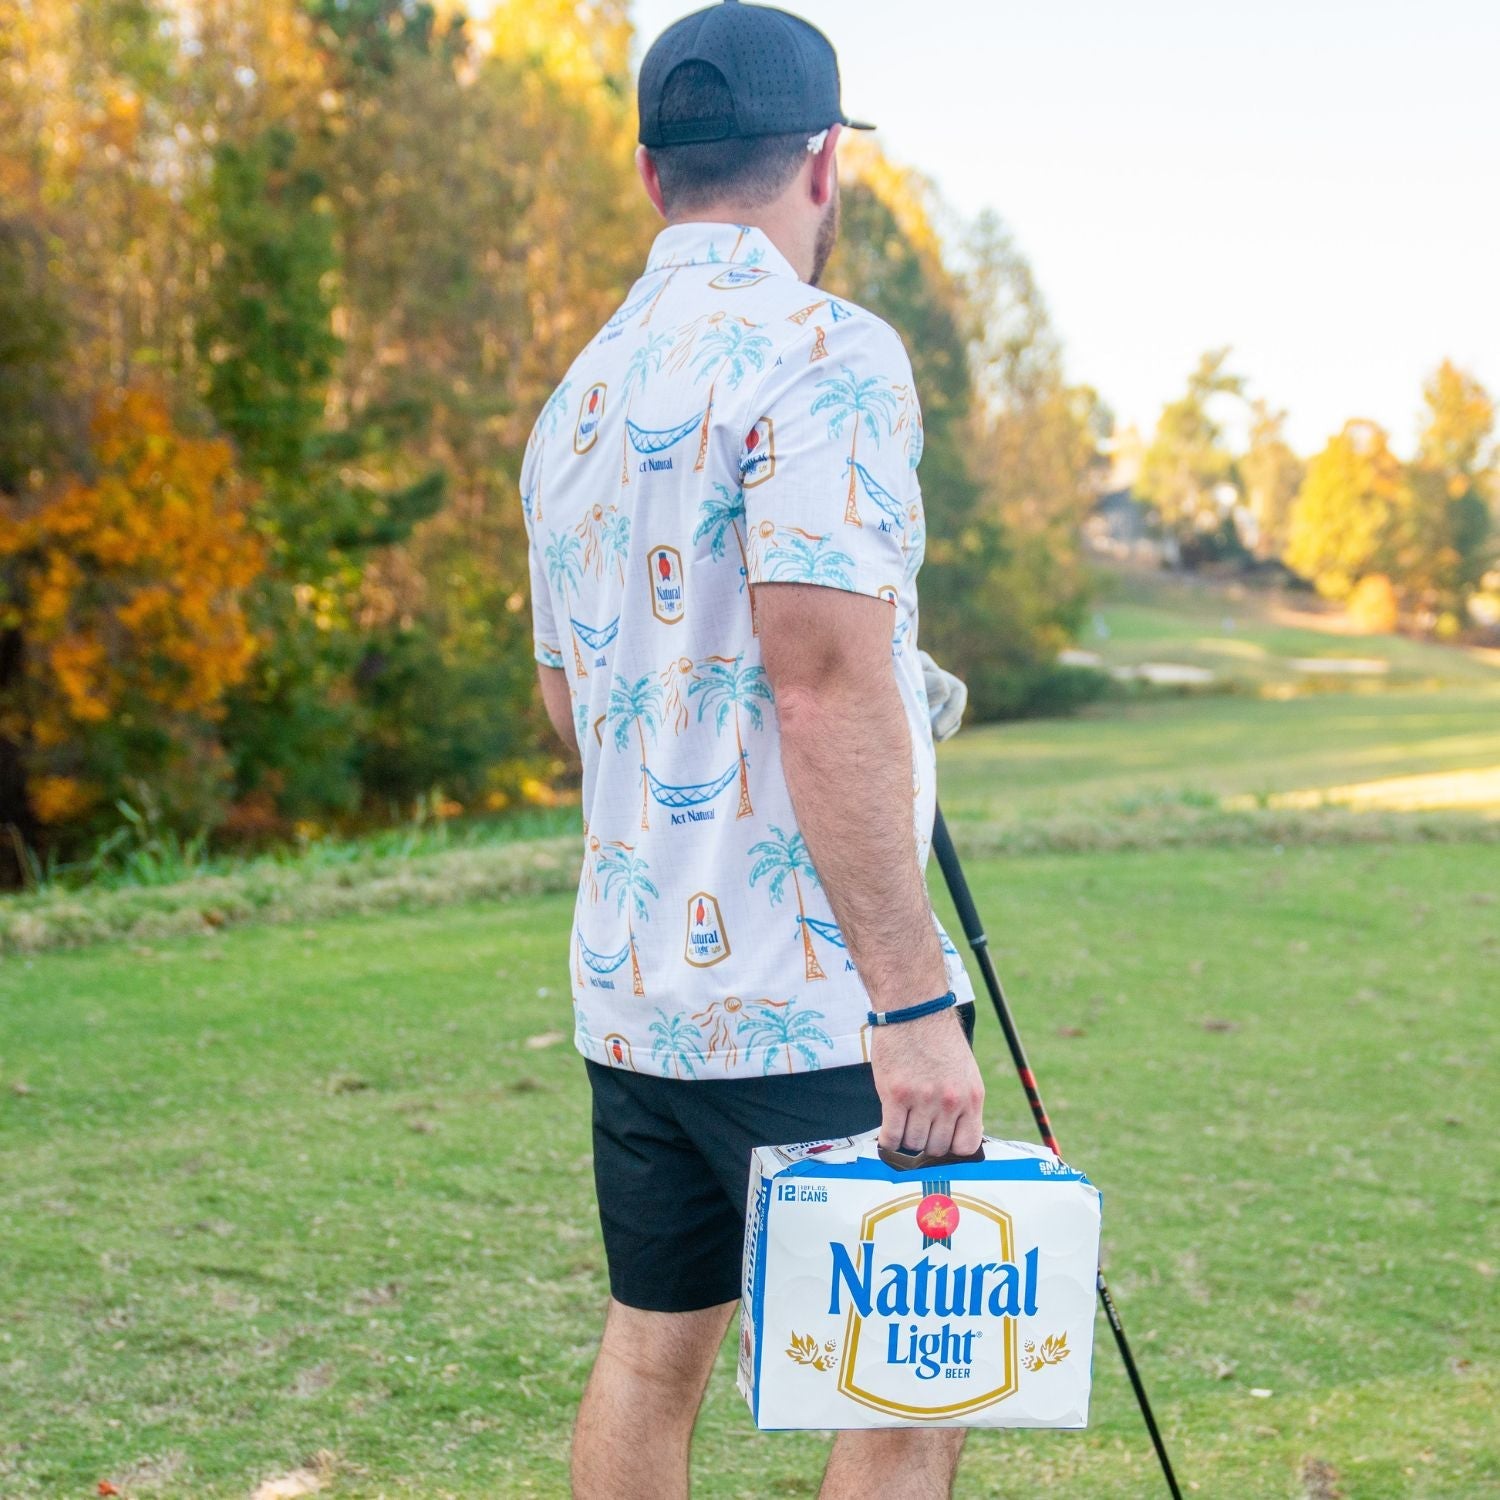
top-left (585, 1002), bottom-right (976, 1313)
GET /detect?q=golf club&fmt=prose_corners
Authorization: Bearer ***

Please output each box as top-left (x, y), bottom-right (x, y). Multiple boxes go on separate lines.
top-left (931, 803), bottom-right (1185, 1500)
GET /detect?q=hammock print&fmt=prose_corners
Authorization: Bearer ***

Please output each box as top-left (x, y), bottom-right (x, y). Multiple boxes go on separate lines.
top-left (603, 282), bottom-right (664, 329)
top-left (795, 915), bottom-right (846, 949)
top-left (628, 412), bottom-right (706, 455)
top-left (847, 460), bottom-right (908, 526)
top-left (578, 937), bottom-right (631, 975)
top-left (643, 754), bottom-right (743, 810)
top-left (570, 616), bottom-right (619, 652)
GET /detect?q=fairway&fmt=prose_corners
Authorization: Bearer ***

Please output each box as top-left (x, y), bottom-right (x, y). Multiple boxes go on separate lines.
top-left (3, 833), bottom-right (1496, 1497)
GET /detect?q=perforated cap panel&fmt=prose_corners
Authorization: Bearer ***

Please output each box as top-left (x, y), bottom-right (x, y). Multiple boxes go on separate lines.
top-left (638, 0), bottom-right (874, 147)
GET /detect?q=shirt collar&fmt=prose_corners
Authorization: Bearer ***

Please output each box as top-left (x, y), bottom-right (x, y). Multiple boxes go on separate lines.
top-left (644, 221), bottom-right (799, 281)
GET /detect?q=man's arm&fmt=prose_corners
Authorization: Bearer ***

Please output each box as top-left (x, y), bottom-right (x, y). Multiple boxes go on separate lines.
top-left (756, 582), bottom-right (983, 1159)
top-left (537, 664), bottom-right (578, 756)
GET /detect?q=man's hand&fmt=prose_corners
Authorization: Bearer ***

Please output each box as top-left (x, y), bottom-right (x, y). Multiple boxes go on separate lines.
top-left (919, 649), bottom-right (967, 743)
top-left (871, 1010), bottom-right (985, 1159)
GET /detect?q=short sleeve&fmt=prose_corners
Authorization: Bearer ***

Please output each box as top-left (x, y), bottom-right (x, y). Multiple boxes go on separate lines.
top-left (521, 444), bottom-right (564, 671)
top-left (740, 315), bottom-right (921, 601)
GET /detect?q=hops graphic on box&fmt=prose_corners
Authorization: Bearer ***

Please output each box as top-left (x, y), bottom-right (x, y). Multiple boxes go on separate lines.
top-left (1022, 1332), bottom-right (1071, 1372)
top-left (738, 1130), bottom-right (1101, 1429)
top-left (785, 1332), bottom-right (839, 1372)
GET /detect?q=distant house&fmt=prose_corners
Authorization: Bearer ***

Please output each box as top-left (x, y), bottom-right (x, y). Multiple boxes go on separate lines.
top-left (1083, 488), bottom-right (1179, 567)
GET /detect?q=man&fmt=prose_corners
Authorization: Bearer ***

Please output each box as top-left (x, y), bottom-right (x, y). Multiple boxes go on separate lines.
top-left (521, 4), bottom-right (982, 1495)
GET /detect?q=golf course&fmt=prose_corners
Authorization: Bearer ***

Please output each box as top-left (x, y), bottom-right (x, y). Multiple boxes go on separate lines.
top-left (3, 574), bottom-right (1496, 1499)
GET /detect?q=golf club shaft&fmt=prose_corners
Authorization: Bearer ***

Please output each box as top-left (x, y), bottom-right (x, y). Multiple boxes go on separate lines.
top-left (931, 804), bottom-right (1184, 1500)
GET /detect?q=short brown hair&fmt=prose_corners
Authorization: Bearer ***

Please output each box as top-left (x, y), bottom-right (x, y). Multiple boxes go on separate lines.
top-left (648, 61), bottom-right (809, 215)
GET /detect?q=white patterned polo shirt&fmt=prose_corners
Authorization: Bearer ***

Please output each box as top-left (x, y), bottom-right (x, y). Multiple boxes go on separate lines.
top-left (521, 221), bottom-right (973, 1081)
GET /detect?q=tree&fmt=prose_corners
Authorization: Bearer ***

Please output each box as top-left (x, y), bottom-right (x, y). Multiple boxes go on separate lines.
top-left (1136, 349), bottom-right (1245, 544)
top-left (1284, 420), bottom-right (1407, 603)
top-left (1401, 362), bottom-right (1495, 621)
top-left (825, 161), bottom-right (1104, 720)
top-left (0, 388), bottom-right (264, 840)
top-left (1240, 400), bottom-right (1303, 560)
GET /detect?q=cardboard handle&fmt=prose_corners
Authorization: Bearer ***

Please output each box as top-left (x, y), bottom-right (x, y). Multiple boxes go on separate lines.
top-left (877, 1142), bottom-right (986, 1172)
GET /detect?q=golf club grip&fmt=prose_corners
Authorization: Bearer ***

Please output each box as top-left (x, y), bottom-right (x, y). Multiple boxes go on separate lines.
top-left (930, 806), bottom-right (985, 947)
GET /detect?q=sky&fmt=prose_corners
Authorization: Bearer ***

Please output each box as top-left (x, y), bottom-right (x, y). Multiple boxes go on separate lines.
top-left (624, 0), bottom-right (1500, 456)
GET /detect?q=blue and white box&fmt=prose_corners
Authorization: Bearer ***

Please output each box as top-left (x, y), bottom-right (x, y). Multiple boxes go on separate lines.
top-left (738, 1130), bottom-right (1101, 1429)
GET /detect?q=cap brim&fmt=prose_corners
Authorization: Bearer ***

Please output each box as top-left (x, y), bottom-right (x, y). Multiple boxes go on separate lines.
top-left (843, 116), bottom-right (877, 131)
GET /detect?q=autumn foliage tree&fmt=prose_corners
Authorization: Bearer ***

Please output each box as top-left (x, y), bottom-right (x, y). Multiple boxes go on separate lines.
top-left (1285, 419), bottom-right (1407, 604)
top-left (0, 0), bottom-right (1107, 879)
top-left (0, 389), bottom-right (263, 838)
top-left (1283, 366), bottom-right (1495, 629)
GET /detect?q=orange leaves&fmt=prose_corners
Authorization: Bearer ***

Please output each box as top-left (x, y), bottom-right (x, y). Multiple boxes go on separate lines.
top-left (29, 774), bottom-right (98, 825)
top-left (7, 386), bottom-right (266, 821)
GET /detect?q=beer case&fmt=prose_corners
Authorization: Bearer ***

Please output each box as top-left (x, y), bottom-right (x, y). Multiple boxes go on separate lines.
top-left (738, 1130), bottom-right (1101, 1430)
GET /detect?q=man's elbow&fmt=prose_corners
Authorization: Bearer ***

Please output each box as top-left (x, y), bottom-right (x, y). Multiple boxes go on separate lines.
top-left (773, 680), bottom-right (832, 741)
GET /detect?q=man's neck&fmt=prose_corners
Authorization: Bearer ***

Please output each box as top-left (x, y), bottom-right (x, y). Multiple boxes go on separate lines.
top-left (664, 207), bottom-right (811, 282)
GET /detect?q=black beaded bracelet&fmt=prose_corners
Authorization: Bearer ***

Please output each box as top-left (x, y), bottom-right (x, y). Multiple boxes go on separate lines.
top-left (866, 990), bottom-right (957, 1028)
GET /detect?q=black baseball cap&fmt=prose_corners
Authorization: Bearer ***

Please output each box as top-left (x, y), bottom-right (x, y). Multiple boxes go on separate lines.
top-left (638, 0), bottom-right (875, 148)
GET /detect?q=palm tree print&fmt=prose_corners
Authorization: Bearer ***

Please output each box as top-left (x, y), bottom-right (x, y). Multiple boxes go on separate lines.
top-left (598, 840), bottom-right (659, 998)
top-left (748, 824), bottom-right (827, 982)
top-left (759, 526), bottom-right (855, 589)
top-left (689, 654), bottom-right (772, 819)
top-left (620, 332), bottom-right (674, 485)
top-left (693, 482), bottom-right (754, 630)
top-left (810, 366), bottom-right (900, 526)
top-left (603, 507), bottom-right (631, 582)
top-left (543, 529), bottom-right (588, 677)
top-left (735, 997), bottom-right (834, 1075)
top-left (669, 313), bottom-right (770, 471)
top-left (692, 319), bottom-right (772, 389)
top-left (607, 672), bottom-right (665, 830)
top-left (536, 379), bottom-right (572, 440)
top-left (650, 1008), bottom-right (706, 1079)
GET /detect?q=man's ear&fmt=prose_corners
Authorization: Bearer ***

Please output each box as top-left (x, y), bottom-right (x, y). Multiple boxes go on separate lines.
top-left (809, 123), bottom-right (843, 208)
top-left (637, 146), bottom-right (668, 220)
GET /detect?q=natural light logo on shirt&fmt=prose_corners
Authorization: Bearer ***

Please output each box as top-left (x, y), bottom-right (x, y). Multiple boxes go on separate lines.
top-left (709, 266), bottom-right (771, 291)
top-left (649, 544), bottom-right (685, 624)
top-left (574, 382), bottom-right (607, 454)
top-left (684, 892), bottom-right (730, 967)
top-left (742, 416), bottom-right (775, 487)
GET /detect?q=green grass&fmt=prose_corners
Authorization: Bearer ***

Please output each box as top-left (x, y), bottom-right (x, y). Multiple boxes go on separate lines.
top-left (3, 570), bottom-right (1497, 1496)
top-left (1083, 567), bottom-right (1500, 692)
top-left (939, 689), bottom-right (1500, 823)
top-left (2, 840), bottom-right (1496, 1498)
